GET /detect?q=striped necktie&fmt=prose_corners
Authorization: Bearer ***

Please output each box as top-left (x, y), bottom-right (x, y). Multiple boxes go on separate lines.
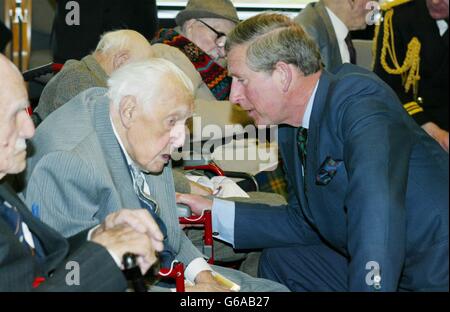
top-left (297, 127), bottom-right (308, 169)
top-left (129, 164), bottom-right (159, 215)
top-left (127, 165), bottom-right (176, 269)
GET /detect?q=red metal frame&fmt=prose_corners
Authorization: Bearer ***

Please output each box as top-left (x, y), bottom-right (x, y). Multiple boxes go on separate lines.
top-left (179, 210), bottom-right (214, 264)
top-left (158, 262), bottom-right (185, 292)
top-left (184, 162), bottom-right (225, 177)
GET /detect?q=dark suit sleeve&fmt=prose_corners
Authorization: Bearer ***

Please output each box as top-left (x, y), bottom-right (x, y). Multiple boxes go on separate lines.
top-left (36, 241), bottom-right (127, 292)
top-left (340, 96), bottom-right (412, 291)
top-left (234, 184), bottom-right (321, 249)
top-left (373, 9), bottom-right (429, 126)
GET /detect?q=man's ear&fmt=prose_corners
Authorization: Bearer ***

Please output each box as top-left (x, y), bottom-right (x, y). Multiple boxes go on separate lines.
top-left (273, 61), bottom-right (292, 93)
top-left (113, 50), bottom-right (131, 70)
top-left (183, 19), bottom-right (196, 38)
top-left (119, 95), bottom-right (137, 129)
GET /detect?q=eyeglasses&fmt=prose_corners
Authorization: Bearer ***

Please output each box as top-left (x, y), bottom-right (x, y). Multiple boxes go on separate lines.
top-left (196, 19), bottom-right (227, 47)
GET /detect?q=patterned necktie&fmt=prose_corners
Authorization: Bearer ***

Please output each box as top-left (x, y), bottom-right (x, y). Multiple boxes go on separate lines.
top-left (0, 200), bottom-right (45, 260)
top-left (297, 127), bottom-right (308, 169)
top-left (345, 33), bottom-right (357, 65)
top-left (128, 165), bottom-right (176, 269)
top-left (129, 165), bottom-right (159, 215)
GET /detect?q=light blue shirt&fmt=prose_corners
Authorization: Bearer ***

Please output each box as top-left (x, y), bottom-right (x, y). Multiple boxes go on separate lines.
top-left (211, 81), bottom-right (320, 246)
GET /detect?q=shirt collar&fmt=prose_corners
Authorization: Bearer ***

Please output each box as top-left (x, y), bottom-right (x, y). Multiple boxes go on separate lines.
top-left (110, 117), bottom-right (134, 167)
top-left (436, 19), bottom-right (448, 37)
top-left (325, 6), bottom-right (350, 42)
top-left (301, 80), bottom-right (320, 130)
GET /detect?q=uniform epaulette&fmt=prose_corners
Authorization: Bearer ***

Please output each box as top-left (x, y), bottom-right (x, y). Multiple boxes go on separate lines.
top-left (380, 0), bottom-right (413, 11)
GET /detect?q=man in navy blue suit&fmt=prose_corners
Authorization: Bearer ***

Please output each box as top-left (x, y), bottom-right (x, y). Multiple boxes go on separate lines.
top-left (178, 13), bottom-right (449, 291)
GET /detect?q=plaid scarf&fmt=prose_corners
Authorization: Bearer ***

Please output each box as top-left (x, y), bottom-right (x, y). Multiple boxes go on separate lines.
top-left (153, 28), bottom-right (232, 101)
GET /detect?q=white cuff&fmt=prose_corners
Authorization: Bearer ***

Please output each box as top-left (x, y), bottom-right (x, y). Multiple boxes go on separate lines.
top-left (184, 257), bottom-right (212, 284)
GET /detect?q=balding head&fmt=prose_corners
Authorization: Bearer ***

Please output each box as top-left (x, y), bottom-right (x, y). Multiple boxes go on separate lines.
top-left (93, 30), bottom-right (154, 76)
top-left (0, 55), bottom-right (35, 179)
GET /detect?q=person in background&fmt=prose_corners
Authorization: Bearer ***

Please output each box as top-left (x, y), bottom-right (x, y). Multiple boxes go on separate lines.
top-left (52, 0), bottom-right (158, 63)
top-left (373, 0), bottom-right (449, 152)
top-left (0, 20), bottom-right (12, 53)
top-left (294, 0), bottom-right (371, 71)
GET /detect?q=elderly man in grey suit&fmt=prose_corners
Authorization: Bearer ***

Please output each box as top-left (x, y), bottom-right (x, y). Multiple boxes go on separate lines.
top-left (0, 54), bottom-right (164, 292)
top-left (24, 58), bottom-right (288, 292)
top-left (294, 0), bottom-right (371, 71)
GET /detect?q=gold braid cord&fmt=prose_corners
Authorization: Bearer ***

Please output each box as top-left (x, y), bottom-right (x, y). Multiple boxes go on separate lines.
top-left (380, 9), bottom-right (421, 98)
top-left (372, 0), bottom-right (424, 116)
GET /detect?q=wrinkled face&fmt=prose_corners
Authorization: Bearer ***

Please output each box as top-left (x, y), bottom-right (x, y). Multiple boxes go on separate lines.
top-left (348, 0), bottom-right (372, 30)
top-left (124, 81), bottom-right (194, 173)
top-left (228, 45), bottom-right (285, 126)
top-left (426, 0), bottom-right (449, 19)
top-left (184, 18), bottom-right (236, 67)
top-left (0, 66), bottom-right (35, 179)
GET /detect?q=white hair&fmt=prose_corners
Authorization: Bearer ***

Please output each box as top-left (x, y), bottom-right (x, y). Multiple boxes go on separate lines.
top-left (107, 58), bottom-right (195, 109)
top-left (95, 29), bottom-right (145, 55)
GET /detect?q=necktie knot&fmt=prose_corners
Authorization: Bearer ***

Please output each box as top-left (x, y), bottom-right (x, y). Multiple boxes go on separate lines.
top-left (129, 164), bottom-right (159, 214)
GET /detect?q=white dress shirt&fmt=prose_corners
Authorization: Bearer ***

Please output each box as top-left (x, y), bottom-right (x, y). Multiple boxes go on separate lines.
top-left (326, 6), bottom-right (351, 64)
top-left (436, 19), bottom-right (448, 37)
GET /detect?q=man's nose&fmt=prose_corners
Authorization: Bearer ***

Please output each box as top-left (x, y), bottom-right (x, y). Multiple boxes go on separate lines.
top-left (171, 124), bottom-right (187, 149)
top-left (20, 111), bottom-right (35, 139)
top-left (229, 79), bottom-right (242, 105)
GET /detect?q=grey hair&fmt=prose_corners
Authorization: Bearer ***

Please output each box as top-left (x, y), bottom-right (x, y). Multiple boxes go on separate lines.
top-left (225, 12), bottom-right (323, 76)
top-left (107, 58), bottom-right (194, 109)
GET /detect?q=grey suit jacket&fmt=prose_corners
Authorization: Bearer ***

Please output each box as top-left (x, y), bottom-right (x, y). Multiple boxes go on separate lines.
top-left (294, 0), bottom-right (343, 71)
top-left (24, 88), bottom-right (204, 268)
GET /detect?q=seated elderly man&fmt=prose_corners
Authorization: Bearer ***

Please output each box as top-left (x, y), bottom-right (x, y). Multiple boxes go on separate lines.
top-left (32, 29), bottom-right (153, 127)
top-left (23, 58), bottom-right (289, 292)
top-left (0, 54), bottom-right (163, 292)
top-left (154, 0), bottom-right (288, 199)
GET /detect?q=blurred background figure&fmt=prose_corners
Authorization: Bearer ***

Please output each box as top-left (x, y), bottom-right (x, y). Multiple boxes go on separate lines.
top-left (373, 0), bottom-right (449, 152)
top-left (0, 19), bottom-right (11, 53)
top-left (295, 0), bottom-right (371, 71)
top-left (52, 0), bottom-right (158, 63)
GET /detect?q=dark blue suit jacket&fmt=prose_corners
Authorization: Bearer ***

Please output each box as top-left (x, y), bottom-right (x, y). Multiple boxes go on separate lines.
top-left (0, 182), bottom-right (127, 291)
top-left (234, 64), bottom-right (449, 291)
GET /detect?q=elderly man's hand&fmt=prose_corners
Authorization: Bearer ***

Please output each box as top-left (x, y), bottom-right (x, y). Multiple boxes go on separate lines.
top-left (176, 193), bottom-right (213, 216)
top-left (100, 209), bottom-right (164, 252)
top-left (422, 122), bottom-right (449, 152)
top-left (91, 224), bottom-right (158, 274)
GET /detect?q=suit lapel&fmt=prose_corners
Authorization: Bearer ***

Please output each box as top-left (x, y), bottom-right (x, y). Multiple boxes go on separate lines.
top-left (92, 100), bottom-right (141, 210)
top-left (0, 182), bottom-right (68, 275)
top-left (302, 71), bottom-right (334, 228)
top-left (316, 1), bottom-right (342, 70)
